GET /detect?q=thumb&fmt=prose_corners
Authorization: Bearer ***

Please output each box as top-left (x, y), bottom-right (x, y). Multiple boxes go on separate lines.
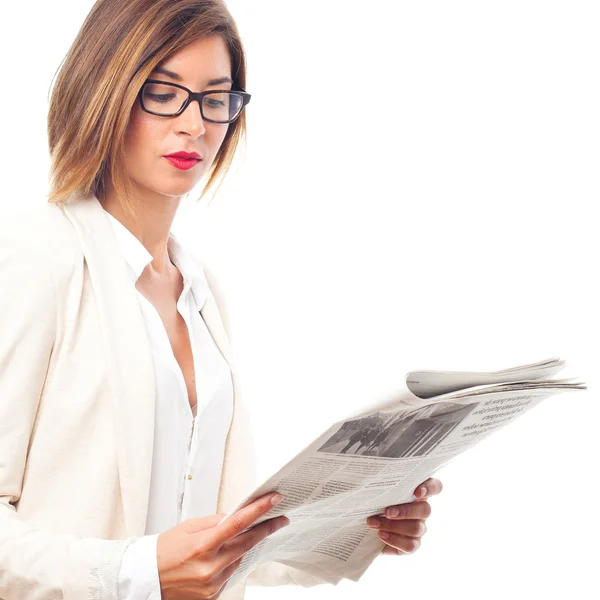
top-left (181, 513), bottom-right (227, 534)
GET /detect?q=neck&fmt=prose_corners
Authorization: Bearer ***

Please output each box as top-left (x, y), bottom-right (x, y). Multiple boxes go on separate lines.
top-left (98, 179), bottom-right (182, 276)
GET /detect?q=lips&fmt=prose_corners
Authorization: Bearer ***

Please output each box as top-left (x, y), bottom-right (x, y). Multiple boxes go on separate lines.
top-left (164, 151), bottom-right (202, 160)
top-left (164, 155), bottom-right (201, 170)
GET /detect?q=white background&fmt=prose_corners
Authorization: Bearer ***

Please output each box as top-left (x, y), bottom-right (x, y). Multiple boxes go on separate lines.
top-left (1, 1), bottom-right (598, 598)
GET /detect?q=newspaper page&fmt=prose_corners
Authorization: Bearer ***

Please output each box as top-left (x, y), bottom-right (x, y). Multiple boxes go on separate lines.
top-left (220, 358), bottom-right (586, 591)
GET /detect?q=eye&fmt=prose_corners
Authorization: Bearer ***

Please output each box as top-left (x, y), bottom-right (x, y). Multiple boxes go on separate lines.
top-left (206, 98), bottom-right (226, 107)
top-left (147, 93), bottom-right (176, 103)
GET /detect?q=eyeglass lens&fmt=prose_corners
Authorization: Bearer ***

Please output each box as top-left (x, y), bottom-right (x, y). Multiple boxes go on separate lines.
top-left (142, 82), bottom-right (244, 121)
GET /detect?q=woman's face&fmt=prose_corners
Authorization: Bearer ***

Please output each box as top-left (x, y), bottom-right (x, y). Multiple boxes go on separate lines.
top-left (123, 35), bottom-right (233, 199)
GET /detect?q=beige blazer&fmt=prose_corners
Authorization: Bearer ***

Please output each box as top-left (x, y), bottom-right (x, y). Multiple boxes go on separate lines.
top-left (0, 192), bottom-right (325, 600)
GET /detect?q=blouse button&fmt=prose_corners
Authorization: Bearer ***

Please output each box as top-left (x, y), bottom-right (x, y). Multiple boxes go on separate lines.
top-left (187, 474), bottom-right (193, 480)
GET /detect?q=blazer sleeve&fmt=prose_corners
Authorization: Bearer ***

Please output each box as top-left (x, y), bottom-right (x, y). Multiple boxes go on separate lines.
top-left (0, 215), bottom-right (136, 600)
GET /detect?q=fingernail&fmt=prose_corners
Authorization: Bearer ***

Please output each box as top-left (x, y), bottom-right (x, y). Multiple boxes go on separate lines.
top-left (419, 486), bottom-right (427, 498)
top-left (388, 507), bottom-right (400, 518)
top-left (271, 494), bottom-right (283, 505)
top-left (379, 531), bottom-right (390, 540)
top-left (367, 518), bottom-right (381, 528)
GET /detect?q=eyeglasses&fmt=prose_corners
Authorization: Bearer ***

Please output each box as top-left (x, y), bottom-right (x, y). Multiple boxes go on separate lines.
top-left (138, 79), bottom-right (251, 123)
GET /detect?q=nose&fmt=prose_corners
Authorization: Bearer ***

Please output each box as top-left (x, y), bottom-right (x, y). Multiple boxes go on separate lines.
top-left (177, 98), bottom-right (207, 137)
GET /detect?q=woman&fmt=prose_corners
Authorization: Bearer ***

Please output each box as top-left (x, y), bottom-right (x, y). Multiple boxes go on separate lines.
top-left (0, 1), bottom-right (442, 599)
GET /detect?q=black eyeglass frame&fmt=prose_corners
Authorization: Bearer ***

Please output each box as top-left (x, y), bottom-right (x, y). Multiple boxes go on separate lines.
top-left (138, 79), bottom-right (252, 123)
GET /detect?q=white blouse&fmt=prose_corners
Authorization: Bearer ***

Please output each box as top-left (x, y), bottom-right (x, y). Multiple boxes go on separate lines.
top-left (102, 209), bottom-right (234, 599)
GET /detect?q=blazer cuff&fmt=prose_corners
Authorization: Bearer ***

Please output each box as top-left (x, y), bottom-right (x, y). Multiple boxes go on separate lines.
top-left (117, 534), bottom-right (162, 599)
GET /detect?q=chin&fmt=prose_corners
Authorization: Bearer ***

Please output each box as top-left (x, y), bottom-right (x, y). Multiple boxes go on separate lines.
top-left (167, 181), bottom-right (202, 198)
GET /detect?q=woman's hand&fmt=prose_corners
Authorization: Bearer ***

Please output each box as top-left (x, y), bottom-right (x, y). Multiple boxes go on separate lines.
top-left (157, 492), bottom-right (289, 600)
top-left (366, 477), bottom-right (443, 555)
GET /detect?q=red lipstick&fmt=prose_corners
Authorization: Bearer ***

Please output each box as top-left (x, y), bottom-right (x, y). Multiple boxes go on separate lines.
top-left (163, 150), bottom-right (202, 171)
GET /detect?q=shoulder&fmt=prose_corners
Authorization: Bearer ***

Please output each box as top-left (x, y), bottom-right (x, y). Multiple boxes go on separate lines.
top-left (0, 202), bottom-right (84, 286)
top-left (0, 202), bottom-right (80, 248)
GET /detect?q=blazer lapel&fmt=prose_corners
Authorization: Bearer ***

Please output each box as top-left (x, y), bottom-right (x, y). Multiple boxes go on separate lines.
top-left (59, 192), bottom-right (254, 538)
top-left (61, 193), bottom-right (156, 537)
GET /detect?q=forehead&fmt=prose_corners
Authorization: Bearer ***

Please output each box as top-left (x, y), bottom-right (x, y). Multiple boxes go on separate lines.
top-left (154, 36), bottom-right (232, 85)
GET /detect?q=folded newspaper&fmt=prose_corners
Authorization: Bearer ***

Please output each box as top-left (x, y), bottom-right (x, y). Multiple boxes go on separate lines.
top-left (220, 357), bottom-right (586, 591)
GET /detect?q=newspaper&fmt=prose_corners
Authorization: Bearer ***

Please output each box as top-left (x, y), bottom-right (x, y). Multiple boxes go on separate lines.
top-left (220, 357), bottom-right (586, 591)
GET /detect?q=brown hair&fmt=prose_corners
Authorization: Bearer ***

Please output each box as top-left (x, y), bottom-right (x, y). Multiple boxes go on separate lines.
top-left (46, 0), bottom-right (248, 223)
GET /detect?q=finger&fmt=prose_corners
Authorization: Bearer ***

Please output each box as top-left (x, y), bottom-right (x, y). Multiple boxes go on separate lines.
top-left (414, 478), bottom-right (443, 500)
top-left (199, 493), bottom-right (284, 550)
top-left (381, 544), bottom-right (403, 555)
top-left (217, 515), bottom-right (290, 569)
top-left (180, 513), bottom-right (227, 535)
top-left (367, 517), bottom-right (426, 538)
top-left (382, 501), bottom-right (432, 521)
top-left (381, 543), bottom-right (413, 556)
top-left (378, 532), bottom-right (421, 555)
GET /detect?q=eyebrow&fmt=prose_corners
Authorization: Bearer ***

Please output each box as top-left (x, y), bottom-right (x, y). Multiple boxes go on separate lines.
top-left (151, 66), bottom-right (233, 86)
